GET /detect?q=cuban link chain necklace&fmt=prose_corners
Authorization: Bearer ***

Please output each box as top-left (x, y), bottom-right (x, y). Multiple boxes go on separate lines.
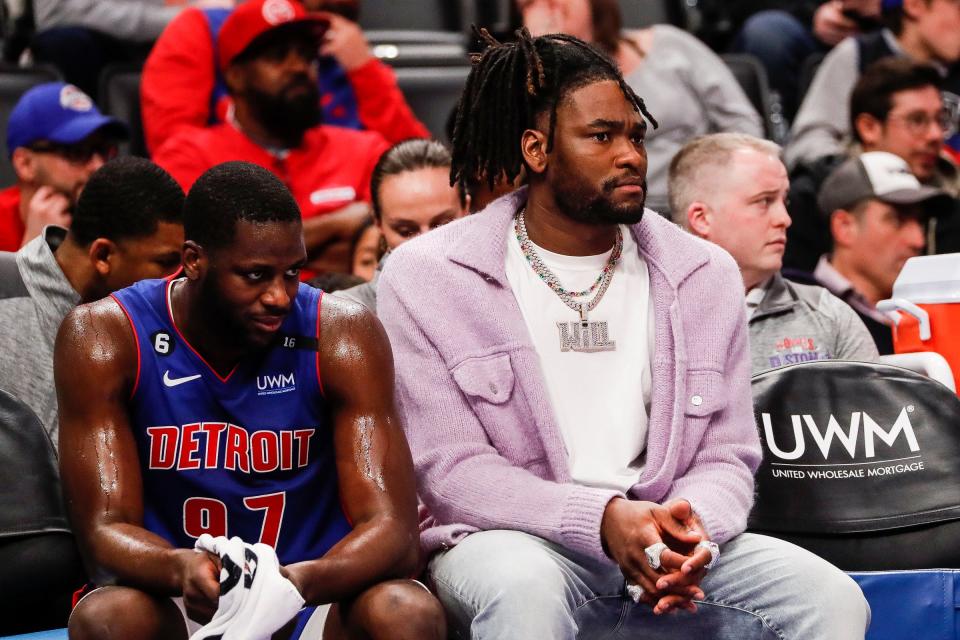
top-left (515, 208), bottom-right (621, 353)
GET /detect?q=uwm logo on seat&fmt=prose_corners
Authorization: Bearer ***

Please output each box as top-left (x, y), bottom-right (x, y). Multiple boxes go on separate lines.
top-left (759, 407), bottom-right (925, 480)
top-left (257, 372), bottom-right (296, 396)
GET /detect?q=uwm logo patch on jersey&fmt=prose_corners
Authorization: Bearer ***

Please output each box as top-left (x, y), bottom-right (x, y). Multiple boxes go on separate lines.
top-left (111, 277), bottom-right (352, 564)
top-left (257, 371), bottom-right (296, 395)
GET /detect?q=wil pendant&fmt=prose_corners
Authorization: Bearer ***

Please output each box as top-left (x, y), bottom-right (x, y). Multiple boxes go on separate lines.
top-left (557, 310), bottom-right (617, 353)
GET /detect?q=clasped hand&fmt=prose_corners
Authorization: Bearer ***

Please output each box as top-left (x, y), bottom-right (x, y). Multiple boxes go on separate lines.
top-left (600, 498), bottom-right (713, 615)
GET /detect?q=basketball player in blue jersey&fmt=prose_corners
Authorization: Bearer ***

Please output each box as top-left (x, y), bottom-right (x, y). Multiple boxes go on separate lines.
top-left (54, 162), bottom-right (445, 640)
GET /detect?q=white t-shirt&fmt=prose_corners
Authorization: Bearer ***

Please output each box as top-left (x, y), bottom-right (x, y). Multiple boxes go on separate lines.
top-left (505, 226), bottom-right (654, 492)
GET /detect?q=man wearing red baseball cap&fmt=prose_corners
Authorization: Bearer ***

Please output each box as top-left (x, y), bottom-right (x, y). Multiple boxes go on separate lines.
top-left (154, 0), bottom-right (391, 276)
top-left (141, 0), bottom-right (428, 152)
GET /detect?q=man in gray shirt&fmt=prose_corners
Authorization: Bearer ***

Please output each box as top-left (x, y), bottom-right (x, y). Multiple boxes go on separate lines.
top-left (786, 0), bottom-right (960, 169)
top-left (669, 133), bottom-right (878, 373)
top-left (0, 157), bottom-right (184, 452)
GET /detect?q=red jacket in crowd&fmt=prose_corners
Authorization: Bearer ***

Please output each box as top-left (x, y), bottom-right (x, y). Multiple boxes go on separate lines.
top-left (141, 6), bottom-right (428, 154)
top-left (0, 186), bottom-right (23, 252)
top-left (154, 121), bottom-right (389, 217)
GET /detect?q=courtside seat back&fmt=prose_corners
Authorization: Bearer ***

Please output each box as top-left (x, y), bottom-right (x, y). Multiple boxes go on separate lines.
top-left (0, 390), bottom-right (84, 634)
top-left (749, 361), bottom-right (960, 569)
top-left (0, 388), bottom-right (69, 539)
top-left (849, 570), bottom-right (960, 640)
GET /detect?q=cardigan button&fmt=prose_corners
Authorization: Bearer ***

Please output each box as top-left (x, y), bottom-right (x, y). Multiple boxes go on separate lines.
top-left (691, 395), bottom-right (703, 406)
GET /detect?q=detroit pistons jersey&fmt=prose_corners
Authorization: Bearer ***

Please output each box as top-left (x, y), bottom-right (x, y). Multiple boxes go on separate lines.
top-left (111, 277), bottom-right (352, 565)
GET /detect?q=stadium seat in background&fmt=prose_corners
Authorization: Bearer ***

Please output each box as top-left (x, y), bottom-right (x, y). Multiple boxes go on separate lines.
top-left (97, 63), bottom-right (146, 158)
top-left (0, 389), bottom-right (85, 636)
top-left (618, 0), bottom-right (686, 28)
top-left (368, 30), bottom-right (468, 68)
top-left (720, 53), bottom-right (788, 144)
top-left (394, 66), bottom-right (471, 143)
top-left (474, 0), bottom-right (512, 35)
top-left (359, 0), bottom-right (473, 32)
top-left (0, 64), bottom-right (61, 187)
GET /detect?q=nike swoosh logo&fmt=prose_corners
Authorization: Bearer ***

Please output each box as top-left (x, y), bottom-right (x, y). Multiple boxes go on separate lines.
top-left (163, 370), bottom-right (202, 387)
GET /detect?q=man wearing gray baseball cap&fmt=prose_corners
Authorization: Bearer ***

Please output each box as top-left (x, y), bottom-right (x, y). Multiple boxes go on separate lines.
top-left (813, 150), bottom-right (953, 352)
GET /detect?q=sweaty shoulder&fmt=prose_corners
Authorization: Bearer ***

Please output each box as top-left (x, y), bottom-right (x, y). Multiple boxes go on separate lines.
top-left (321, 290), bottom-right (380, 332)
top-left (56, 296), bottom-right (137, 380)
top-left (319, 291), bottom-right (392, 387)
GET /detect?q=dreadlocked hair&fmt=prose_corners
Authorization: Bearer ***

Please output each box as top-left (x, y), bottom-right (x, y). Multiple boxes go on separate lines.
top-left (451, 26), bottom-right (657, 192)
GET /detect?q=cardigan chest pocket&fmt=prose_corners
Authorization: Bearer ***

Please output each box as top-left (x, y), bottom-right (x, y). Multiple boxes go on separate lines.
top-left (452, 353), bottom-right (514, 404)
top-left (451, 353), bottom-right (543, 466)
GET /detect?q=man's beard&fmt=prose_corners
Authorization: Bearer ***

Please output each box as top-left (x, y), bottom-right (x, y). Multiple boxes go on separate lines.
top-left (194, 277), bottom-right (255, 350)
top-left (552, 173), bottom-right (647, 226)
top-left (243, 77), bottom-right (321, 148)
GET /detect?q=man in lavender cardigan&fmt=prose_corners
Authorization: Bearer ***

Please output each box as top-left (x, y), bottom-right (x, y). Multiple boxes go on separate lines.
top-left (378, 29), bottom-right (869, 639)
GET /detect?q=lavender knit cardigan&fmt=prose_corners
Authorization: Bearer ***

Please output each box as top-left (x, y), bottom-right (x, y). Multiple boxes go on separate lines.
top-left (377, 188), bottom-right (762, 564)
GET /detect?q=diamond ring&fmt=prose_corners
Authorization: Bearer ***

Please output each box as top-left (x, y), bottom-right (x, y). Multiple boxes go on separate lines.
top-left (697, 540), bottom-right (720, 570)
top-left (644, 541), bottom-right (669, 570)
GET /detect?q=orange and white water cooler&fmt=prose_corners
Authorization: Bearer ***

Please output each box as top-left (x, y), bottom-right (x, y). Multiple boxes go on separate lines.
top-left (877, 254), bottom-right (960, 393)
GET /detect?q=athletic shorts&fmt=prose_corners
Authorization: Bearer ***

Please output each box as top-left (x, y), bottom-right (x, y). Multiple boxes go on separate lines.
top-left (77, 579), bottom-right (429, 638)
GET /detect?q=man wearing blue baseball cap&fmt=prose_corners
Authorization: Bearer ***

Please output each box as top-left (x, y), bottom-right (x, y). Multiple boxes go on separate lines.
top-left (0, 82), bottom-right (127, 252)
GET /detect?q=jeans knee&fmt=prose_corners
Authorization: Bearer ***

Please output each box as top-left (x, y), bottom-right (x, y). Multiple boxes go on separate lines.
top-left (823, 571), bottom-right (870, 624)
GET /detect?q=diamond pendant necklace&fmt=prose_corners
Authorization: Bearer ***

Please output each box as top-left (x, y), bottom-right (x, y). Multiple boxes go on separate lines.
top-left (515, 208), bottom-right (621, 352)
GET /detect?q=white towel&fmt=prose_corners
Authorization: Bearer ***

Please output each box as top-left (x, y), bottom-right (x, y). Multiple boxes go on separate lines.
top-left (190, 535), bottom-right (305, 640)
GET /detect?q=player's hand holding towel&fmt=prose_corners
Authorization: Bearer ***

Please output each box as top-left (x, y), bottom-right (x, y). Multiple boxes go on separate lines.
top-left (190, 534), bottom-right (305, 640)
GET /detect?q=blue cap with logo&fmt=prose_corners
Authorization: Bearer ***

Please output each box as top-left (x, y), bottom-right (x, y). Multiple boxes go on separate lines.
top-left (6, 82), bottom-right (128, 157)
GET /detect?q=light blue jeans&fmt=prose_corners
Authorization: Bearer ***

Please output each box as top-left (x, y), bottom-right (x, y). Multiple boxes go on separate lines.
top-left (429, 530), bottom-right (869, 639)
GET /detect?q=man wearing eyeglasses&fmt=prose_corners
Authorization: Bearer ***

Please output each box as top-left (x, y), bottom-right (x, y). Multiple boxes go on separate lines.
top-left (787, 0), bottom-right (960, 168)
top-left (0, 82), bottom-right (127, 252)
top-left (784, 57), bottom-right (960, 271)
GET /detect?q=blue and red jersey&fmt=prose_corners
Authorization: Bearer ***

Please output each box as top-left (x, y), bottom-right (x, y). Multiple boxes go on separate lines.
top-left (111, 277), bottom-right (351, 564)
